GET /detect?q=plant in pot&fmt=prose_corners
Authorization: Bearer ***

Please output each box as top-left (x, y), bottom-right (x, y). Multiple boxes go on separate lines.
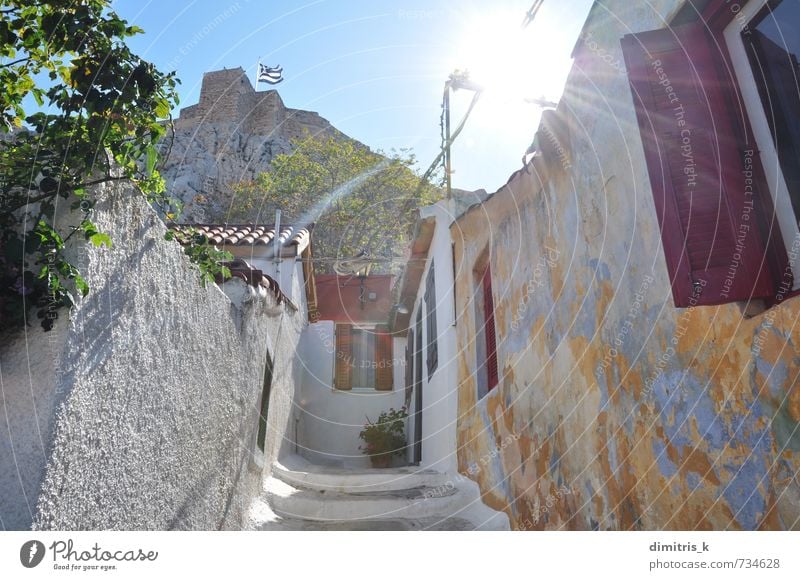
top-left (358, 407), bottom-right (408, 468)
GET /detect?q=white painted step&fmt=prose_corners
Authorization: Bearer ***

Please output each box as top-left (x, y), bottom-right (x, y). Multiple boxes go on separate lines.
top-left (262, 476), bottom-right (459, 521)
top-left (258, 463), bottom-right (510, 530)
top-left (246, 498), bottom-right (477, 531)
top-left (273, 454), bottom-right (451, 493)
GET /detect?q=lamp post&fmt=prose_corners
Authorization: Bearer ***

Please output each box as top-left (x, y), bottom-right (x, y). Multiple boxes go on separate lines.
top-left (419, 1), bottom-right (551, 199)
top-left (442, 72), bottom-right (484, 198)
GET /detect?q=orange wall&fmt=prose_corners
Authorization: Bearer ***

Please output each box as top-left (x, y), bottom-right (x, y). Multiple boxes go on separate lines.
top-left (315, 275), bottom-right (394, 324)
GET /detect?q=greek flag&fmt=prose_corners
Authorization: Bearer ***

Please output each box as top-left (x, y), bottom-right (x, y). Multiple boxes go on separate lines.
top-left (258, 63), bottom-right (284, 84)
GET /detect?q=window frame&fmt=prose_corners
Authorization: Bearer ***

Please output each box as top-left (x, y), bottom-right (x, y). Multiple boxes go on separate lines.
top-left (404, 326), bottom-right (415, 407)
top-left (256, 350), bottom-right (274, 453)
top-left (474, 253), bottom-right (499, 400)
top-left (621, 0), bottom-right (795, 306)
top-left (333, 322), bottom-right (393, 391)
top-left (723, 0), bottom-right (800, 288)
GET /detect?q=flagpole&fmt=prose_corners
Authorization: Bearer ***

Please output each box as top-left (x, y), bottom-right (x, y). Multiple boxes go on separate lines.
top-left (254, 56), bottom-right (261, 88)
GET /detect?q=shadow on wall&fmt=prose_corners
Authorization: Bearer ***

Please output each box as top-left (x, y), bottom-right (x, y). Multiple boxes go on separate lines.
top-left (0, 180), bottom-right (303, 530)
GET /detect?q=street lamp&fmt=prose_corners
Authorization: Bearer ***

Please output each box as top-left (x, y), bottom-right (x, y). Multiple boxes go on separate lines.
top-left (443, 71), bottom-right (484, 198)
top-left (418, 1), bottom-right (553, 198)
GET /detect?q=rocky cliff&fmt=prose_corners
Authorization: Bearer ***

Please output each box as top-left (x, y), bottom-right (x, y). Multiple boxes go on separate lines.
top-left (160, 67), bottom-right (346, 222)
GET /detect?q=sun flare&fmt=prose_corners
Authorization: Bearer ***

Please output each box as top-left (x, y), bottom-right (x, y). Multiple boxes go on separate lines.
top-left (449, 5), bottom-right (574, 129)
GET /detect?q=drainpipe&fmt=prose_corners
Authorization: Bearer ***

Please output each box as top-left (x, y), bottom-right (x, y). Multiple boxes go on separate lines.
top-left (444, 85), bottom-right (452, 199)
top-left (274, 209), bottom-right (282, 286)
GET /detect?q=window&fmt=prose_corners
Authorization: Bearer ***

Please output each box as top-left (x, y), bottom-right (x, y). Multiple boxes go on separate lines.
top-left (256, 351), bottom-right (274, 453)
top-left (352, 327), bottom-right (376, 388)
top-left (475, 259), bottom-right (498, 398)
top-left (621, 0), bottom-right (794, 308)
top-left (743, 1), bottom-right (800, 219)
top-left (334, 324), bottom-right (393, 390)
top-left (728, 0), bottom-right (800, 281)
top-left (451, 242), bottom-right (459, 326)
top-left (425, 261), bottom-right (438, 377)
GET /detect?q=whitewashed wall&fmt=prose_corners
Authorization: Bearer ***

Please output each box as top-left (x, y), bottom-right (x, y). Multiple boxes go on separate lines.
top-left (229, 248), bottom-right (306, 307)
top-left (297, 320), bottom-right (407, 468)
top-left (0, 181), bottom-right (303, 530)
top-left (407, 201), bottom-right (461, 473)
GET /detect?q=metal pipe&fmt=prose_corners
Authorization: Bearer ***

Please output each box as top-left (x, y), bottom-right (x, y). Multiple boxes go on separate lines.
top-left (444, 84), bottom-right (452, 199)
top-left (274, 209), bottom-right (282, 262)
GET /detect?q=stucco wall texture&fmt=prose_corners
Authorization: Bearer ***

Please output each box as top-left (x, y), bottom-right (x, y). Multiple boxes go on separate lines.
top-left (451, 0), bottom-right (800, 530)
top-left (0, 180), bottom-right (303, 530)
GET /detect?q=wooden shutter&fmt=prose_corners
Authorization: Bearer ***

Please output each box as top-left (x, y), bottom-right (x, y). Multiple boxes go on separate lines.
top-left (621, 23), bottom-right (776, 306)
top-left (375, 325), bottom-right (393, 391)
top-left (425, 262), bottom-right (438, 377)
top-left (483, 265), bottom-right (499, 391)
top-left (334, 324), bottom-right (352, 390)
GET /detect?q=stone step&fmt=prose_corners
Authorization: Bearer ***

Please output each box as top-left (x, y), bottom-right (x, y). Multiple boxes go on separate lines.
top-left (247, 497), bottom-right (476, 531)
top-left (258, 472), bottom-right (509, 530)
top-left (262, 476), bottom-right (458, 521)
top-left (273, 454), bottom-right (451, 494)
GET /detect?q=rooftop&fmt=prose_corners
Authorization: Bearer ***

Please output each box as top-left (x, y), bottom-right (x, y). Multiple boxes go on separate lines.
top-left (170, 224), bottom-right (311, 254)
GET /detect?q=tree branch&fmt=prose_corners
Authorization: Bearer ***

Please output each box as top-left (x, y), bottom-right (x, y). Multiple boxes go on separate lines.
top-left (0, 56), bottom-right (32, 69)
top-left (1, 175), bottom-right (125, 215)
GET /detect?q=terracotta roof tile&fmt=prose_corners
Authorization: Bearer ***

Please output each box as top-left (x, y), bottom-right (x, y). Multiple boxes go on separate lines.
top-left (167, 224), bottom-right (309, 312)
top-left (169, 223), bottom-right (311, 252)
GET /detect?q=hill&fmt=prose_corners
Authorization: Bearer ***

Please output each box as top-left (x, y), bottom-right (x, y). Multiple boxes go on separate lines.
top-left (160, 67), bottom-right (356, 222)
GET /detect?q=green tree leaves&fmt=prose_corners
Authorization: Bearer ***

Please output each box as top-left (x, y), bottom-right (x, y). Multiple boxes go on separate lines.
top-left (0, 0), bottom-right (180, 330)
top-left (224, 134), bottom-right (442, 273)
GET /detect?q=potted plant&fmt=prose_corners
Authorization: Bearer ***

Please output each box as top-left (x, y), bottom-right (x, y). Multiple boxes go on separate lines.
top-left (358, 407), bottom-right (408, 468)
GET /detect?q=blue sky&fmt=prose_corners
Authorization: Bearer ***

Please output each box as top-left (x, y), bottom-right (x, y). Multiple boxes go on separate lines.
top-left (115, 0), bottom-right (594, 193)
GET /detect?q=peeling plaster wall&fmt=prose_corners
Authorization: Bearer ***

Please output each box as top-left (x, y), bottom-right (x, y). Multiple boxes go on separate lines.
top-left (451, 0), bottom-right (800, 530)
top-left (0, 181), bottom-right (303, 530)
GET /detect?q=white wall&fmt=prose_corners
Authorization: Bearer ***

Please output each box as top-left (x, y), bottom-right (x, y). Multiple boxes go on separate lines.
top-left (230, 249), bottom-right (306, 308)
top-left (0, 319), bottom-right (70, 530)
top-left (407, 200), bottom-right (461, 473)
top-left (297, 320), bottom-right (407, 468)
top-left (0, 182), bottom-right (304, 530)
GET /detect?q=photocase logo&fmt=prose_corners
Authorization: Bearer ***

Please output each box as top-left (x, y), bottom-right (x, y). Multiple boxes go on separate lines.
top-left (20, 540), bottom-right (46, 568)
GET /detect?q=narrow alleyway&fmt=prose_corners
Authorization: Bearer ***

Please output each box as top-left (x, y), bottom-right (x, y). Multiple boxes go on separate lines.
top-left (246, 455), bottom-right (509, 531)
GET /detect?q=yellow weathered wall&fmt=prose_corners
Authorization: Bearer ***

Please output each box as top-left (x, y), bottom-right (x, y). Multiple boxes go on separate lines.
top-left (451, 0), bottom-right (800, 530)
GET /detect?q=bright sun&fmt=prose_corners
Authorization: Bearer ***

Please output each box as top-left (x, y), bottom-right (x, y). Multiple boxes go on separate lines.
top-left (449, 6), bottom-right (574, 130)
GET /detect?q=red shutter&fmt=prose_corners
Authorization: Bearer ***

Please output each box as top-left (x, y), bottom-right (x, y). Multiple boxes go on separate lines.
top-left (483, 265), bottom-right (498, 391)
top-left (621, 23), bottom-right (776, 306)
top-left (375, 325), bottom-right (393, 391)
top-left (334, 324), bottom-right (352, 390)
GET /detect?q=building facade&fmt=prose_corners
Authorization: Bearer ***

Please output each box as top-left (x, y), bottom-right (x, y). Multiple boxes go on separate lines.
top-left (298, 274), bottom-right (408, 467)
top-left (450, 0), bottom-right (800, 530)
